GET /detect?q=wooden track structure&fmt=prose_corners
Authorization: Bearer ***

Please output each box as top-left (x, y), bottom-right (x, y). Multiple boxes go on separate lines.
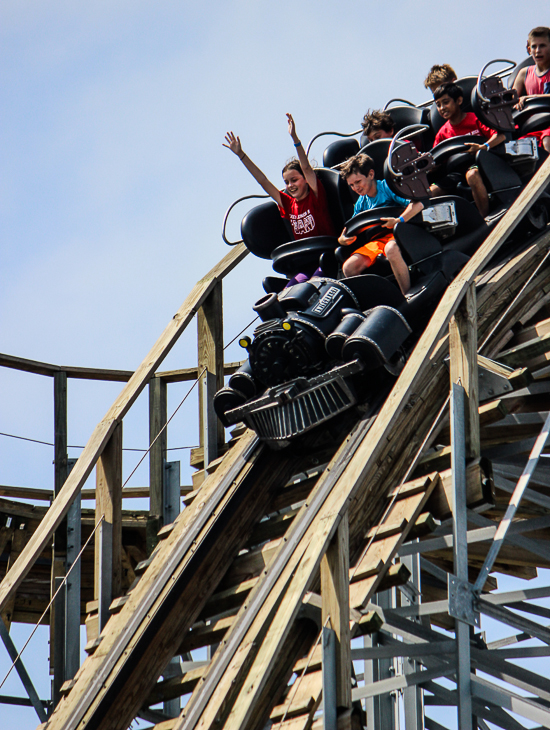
top-left (3, 160), bottom-right (550, 730)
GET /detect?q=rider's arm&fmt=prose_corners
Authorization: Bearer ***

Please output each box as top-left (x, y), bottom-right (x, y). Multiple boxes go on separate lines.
top-left (287, 113), bottom-right (318, 196)
top-left (381, 200), bottom-right (424, 229)
top-left (223, 131), bottom-right (282, 207)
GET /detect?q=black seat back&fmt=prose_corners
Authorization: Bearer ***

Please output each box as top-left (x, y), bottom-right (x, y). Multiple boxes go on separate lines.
top-left (429, 76), bottom-right (479, 134)
top-left (323, 137), bottom-right (360, 168)
top-left (477, 149), bottom-right (522, 207)
top-left (337, 174), bottom-right (357, 221)
top-left (387, 105), bottom-right (434, 150)
top-left (315, 167), bottom-right (346, 232)
top-left (241, 201), bottom-right (292, 259)
top-left (357, 138), bottom-right (392, 179)
top-left (507, 56), bottom-right (535, 89)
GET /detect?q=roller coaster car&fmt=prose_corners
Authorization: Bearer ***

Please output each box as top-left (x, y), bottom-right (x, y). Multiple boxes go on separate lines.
top-left (216, 60), bottom-right (550, 444)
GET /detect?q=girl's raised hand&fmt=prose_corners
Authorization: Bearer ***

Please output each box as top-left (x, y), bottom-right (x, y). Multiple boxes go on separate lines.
top-left (287, 113), bottom-right (297, 140)
top-left (223, 131), bottom-right (242, 157)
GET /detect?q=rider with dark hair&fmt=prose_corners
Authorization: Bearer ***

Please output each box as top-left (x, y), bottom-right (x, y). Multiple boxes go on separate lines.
top-left (361, 110), bottom-right (395, 142)
top-left (431, 83), bottom-right (506, 216)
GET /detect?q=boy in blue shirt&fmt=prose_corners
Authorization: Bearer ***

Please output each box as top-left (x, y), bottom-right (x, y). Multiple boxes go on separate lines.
top-left (338, 154), bottom-right (424, 295)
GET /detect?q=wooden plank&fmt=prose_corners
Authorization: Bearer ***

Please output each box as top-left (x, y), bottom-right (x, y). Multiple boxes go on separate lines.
top-left (449, 283), bottom-right (480, 460)
top-left (498, 332), bottom-right (550, 368)
top-left (0, 353), bottom-right (241, 383)
top-left (508, 315), bottom-right (550, 347)
top-left (179, 612), bottom-right (236, 653)
top-left (219, 539), bottom-right (282, 589)
top-left (144, 664), bottom-right (207, 705)
top-left (95, 423), bottom-right (123, 601)
top-left (0, 243), bottom-right (248, 616)
top-left (197, 282), bottom-right (225, 451)
top-left (0, 486), bottom-right (54, 501)
top-left (0, 484), bottom-right (192, 502)
top-left (426, 461), bottom-right (492, 519)
top-left (320, 516), bottom-right (351, 709)
top-left (157, 361), bottom-right (243, 384)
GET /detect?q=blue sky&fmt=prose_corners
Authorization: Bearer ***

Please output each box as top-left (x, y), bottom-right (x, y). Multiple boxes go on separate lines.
top-left (1, 2), bottom-right (549, 727)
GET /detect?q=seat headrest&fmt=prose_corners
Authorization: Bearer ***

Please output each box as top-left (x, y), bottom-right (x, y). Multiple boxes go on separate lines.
top-left (241, 201), bottom-right (292, 259)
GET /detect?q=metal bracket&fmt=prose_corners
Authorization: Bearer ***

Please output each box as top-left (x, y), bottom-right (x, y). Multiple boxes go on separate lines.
top-left (448, 575), bottom-right (480, 627)
top-left (478, 364), bottom-right (514, 401)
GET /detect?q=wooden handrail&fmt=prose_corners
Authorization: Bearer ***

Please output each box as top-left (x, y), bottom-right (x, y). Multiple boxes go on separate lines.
top-left (0, 243), bottom-right (248, 614)
top-left (0, 353), bottom-right (243, 383)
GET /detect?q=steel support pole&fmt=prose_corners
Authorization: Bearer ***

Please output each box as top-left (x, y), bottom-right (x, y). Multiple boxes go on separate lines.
top-left (65, 488), bottom-right (81, 680)
top-left (163, 460), bottom-right (182, 717)
top-left (163, 461), bottom-right (181, 528)
top-left (401, 550), bottom-right (423, 730)
top-left (363, 631), bottom-right (379, 730)
top-left (323, 626), bottom-right (337, 730)
top-left (450, 382), bottom-right (472, 730)
top-left (52, 577), bottom-right (65, 708)
top-left (378, 590), bottom-right (396, 730)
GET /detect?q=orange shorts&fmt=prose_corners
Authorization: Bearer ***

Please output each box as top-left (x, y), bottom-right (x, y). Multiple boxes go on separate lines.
top-left (353, 233), bottom-right (394, 266)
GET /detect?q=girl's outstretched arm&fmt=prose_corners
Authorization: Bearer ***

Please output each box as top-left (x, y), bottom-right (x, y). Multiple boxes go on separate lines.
top-left (223, 131), bottom-right (282, 206)
top-left (287, 114), bottom-right (318, 196)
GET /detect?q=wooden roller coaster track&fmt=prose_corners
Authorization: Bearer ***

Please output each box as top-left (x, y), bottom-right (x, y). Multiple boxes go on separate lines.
top-left (3, 159), bottom-right (550, 730)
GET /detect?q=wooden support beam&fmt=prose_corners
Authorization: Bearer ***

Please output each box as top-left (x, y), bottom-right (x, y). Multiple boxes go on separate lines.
top-left (198, 281), bottom-right (224, 454)
top-left (0, 243), bottom-right (247, 616)
top-left (449, 283), bottom-right (480, 461)
top-left (149, 377), bottom-right (167, 520)
top-left (95, 422), bottom-right (123, 604)
top-left (320, 515), bottom-right (351, 711)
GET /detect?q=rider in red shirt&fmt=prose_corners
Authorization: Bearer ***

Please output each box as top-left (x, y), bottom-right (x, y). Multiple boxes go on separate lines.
top-left (430, 83), bottom-right (505, 216)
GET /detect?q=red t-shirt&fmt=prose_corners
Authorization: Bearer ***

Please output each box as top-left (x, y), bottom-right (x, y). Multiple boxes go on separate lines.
top-left (433, 112), bottom-right (496, 147)
top-left (277, 178), bottom-right (335, 240)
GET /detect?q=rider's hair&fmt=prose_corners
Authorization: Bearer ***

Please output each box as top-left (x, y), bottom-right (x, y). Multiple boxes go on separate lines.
top-left (282, 158), bottom-right (305, 177)
top-left (361, 110), bottom-right (395, 137)
top-left (527, 26), bottom-right (550, 46)
top-left (424, 64), bottom-right (457, 90)
top-left (339, 154), bottom-right (375, 181)
top-left (433, 82), bottom-right (464, 103)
